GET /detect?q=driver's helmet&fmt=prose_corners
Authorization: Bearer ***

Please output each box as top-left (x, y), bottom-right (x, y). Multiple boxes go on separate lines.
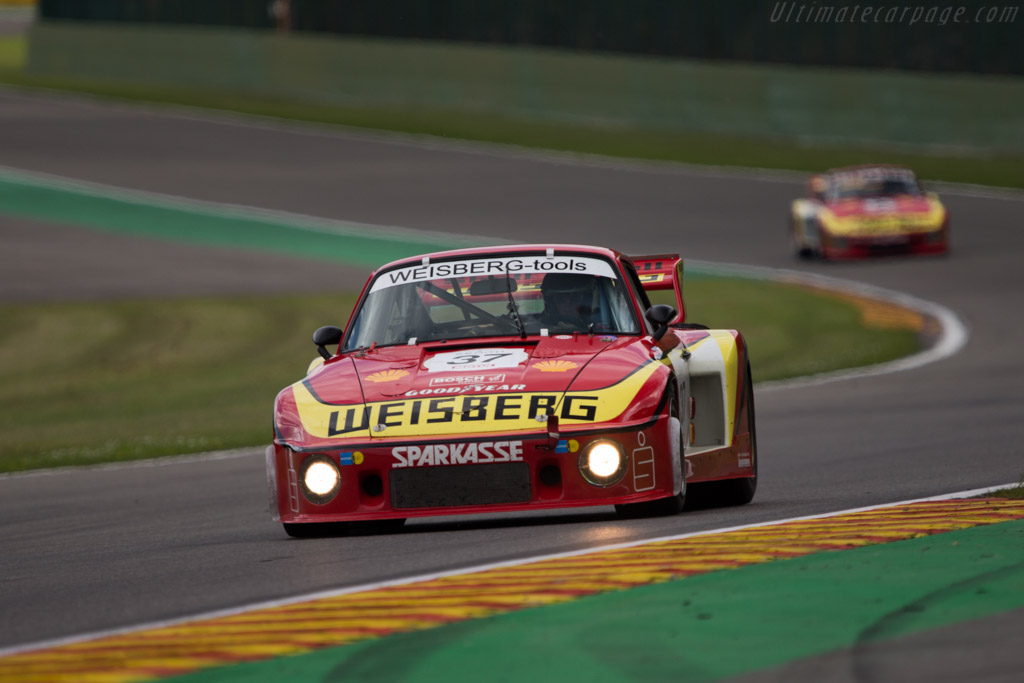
top-left (540, 273), bottom-right (595, 321)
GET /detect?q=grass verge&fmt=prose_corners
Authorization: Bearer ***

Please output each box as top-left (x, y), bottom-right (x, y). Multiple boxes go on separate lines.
top-left (987, 480), bottom-right (1024, 499)
top-left (0, 36), bottom-right (23, 71)
top-left (0, 278), bottom-right (920, 473)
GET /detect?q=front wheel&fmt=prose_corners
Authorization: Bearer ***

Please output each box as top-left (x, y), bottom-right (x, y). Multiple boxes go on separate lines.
top-left (793, 219), bottom-right (815, 259)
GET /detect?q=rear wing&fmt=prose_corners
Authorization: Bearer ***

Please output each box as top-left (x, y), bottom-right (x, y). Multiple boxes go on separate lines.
top-left (631, 253), bottom-right (685, 323)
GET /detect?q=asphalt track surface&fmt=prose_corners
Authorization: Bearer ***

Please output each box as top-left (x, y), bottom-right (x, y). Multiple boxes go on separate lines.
top-left (1, 89), bottom-right (1023, 679)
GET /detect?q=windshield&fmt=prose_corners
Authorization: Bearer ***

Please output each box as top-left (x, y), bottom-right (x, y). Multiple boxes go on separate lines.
top-left (828, 169), bottom-right (922, 201)
top-left (343, 255), bottom-right (641, 350)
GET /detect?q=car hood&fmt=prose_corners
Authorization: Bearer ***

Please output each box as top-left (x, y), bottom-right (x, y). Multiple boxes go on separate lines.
top-left (821, 196), bottom-right (946, 236)
top-left (281, 335), bottom-right (665, 443)
top-left (826, 196), bottom-right (932, 217)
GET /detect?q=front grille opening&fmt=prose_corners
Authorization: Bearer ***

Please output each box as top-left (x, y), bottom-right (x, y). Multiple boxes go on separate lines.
top-left (539, 464), bottom-right (562, 487)
top-left (537, 461), bottom-right (563, 500)
top-left (867, 243), bottom-right (912, 256)
top-left (361, 473), bottom-right (384, 499)
top-left (390, 463), bottom-right (531, 509)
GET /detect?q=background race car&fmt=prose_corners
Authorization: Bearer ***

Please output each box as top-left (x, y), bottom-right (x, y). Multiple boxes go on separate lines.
top-left (268, 245), bottom-right (757, 537)
top-left (791, 165), bottom-right (949, 260)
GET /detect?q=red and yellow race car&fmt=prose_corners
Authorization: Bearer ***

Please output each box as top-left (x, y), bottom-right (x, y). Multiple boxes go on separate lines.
top-left (790, 165), bottom-right (949, 259)
top-left (267, 244), bottom-right (757, 536)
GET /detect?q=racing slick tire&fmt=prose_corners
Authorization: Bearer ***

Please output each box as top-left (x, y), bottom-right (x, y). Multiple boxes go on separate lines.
top-left (793, 221), bottom-right (815, 260)
top-left (615, 386), bottom-right (686, 518)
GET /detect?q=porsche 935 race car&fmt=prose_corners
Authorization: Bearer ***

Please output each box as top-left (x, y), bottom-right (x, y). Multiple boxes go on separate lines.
top-left (791, 165), bottom-right (949, 259)
top-left (267, 245), bottom-right (757, 536)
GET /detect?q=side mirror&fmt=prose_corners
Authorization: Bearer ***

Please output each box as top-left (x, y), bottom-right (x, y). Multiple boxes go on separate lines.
top-left (312, 325), bottom-right (343, 360)
top-left (809, 175), bottom-right (827, 202)
top-left (645, 304), bottom-right (677, 341)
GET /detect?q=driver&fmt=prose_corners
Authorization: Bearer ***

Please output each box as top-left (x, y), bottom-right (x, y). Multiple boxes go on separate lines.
top-left (539, 273), bottom-right (597, 332)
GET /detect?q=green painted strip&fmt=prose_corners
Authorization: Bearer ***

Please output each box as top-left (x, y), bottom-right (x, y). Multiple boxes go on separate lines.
top-left (0, 171), bottom-right (493, 267)
top-left (168, 519), bottom-right (1024, 682)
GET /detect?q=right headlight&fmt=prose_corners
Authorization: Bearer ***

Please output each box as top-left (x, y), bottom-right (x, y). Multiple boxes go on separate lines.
top-left (300, 454), bottom-right (341, 504)
top-left (579, 439), bottom-right (627, 486)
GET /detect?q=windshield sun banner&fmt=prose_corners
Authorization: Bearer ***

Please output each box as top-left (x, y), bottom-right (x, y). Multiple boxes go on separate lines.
top-left (370, 256), bottom-right (618, 292)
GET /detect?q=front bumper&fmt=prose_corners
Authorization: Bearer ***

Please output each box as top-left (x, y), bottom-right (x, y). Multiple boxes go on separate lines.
top-left (269, 418), bottom-right (678, 524)
top-left (820, 228), bottom-right (948, 260)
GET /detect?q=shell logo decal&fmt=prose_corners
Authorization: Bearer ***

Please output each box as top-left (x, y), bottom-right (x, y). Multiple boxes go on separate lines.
top-left (365, 369), bottom-right (410, 383)
top-left (534, 360), bottom-right (578, 373)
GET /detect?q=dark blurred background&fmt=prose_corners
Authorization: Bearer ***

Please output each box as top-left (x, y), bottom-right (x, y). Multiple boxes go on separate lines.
top-left (37, 0), bottom-right (1022, 75)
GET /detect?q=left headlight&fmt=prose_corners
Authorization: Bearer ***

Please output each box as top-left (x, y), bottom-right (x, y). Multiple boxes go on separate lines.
top-left (300, 454), bottom-right (341, 504)
top-left (579, 439), bottom-right (627, 486)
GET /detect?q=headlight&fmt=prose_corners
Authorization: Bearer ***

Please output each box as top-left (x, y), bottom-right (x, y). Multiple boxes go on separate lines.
top-left (579, 439), bottom-right (626, 486)
top-left (300, 454), bottom-right (341, 504)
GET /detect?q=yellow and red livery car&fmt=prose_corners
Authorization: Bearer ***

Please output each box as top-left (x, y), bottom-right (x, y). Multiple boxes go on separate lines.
top-left (790, 165), bottom-right (949, 260)
top-left (267, 244), bottom-right (757, 537)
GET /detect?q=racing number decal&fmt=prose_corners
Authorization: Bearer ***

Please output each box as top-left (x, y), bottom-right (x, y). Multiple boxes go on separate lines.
top-left (863, 198), bottom-right (898, 213)
top-left (448, 352), bottom-right (513, 365)
top-left (424, 348), bottom-right (529, 373)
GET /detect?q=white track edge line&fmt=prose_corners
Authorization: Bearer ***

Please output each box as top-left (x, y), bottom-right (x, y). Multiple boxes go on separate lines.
top-left (1, 481), bottom-right (1019, 658)
top-left (685, 259), bottom-right (970, 391)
